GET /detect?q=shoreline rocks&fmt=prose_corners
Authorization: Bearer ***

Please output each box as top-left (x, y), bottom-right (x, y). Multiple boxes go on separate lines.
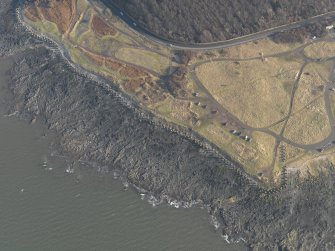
top-left (1, 0), bottom-right (335, 249)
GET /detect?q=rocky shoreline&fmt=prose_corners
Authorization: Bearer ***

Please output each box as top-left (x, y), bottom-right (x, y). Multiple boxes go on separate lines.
top-left (1, 0), bottom-right (335, 250)
top-left (17, 1), bottom-right (263, 190)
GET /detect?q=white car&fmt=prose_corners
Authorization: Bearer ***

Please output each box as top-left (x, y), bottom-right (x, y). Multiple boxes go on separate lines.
top-left (120, 11), bottom-right (124, 16)
top-left (133, 22), bottom-right (137, 26)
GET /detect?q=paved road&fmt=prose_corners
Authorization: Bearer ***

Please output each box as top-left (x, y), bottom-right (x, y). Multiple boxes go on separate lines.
top-left (98, 0), bottom-right (335, 51)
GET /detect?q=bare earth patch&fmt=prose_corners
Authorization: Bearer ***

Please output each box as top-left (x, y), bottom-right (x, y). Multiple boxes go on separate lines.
top-left (91, 15), bottom-right (116, 37)
top-left (105, 58), bottom-right (123, 71)
top-left (24, 4), bottom-right (41, 22)
top-left (31, 0), bottom-right (76, 34)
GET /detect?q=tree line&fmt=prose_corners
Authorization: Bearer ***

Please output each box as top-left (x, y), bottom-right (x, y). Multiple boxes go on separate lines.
top-left (104, 0), bottom-right (335, 43)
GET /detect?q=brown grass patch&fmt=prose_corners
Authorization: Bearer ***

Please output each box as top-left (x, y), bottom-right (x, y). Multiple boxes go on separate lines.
top-left (91, 15), bottom-right (116, 37)
top-left (304, 41), bottom-right (335, 59)
top-left (279, 142), bottom-right (305, 164)
top-left (139, 84), bottom-right (166, 105)
top-left (251, 132), bottom-right (276, 166)
top-left (24, 5), bottom-right (41, 22)
top-left (34, 0), bottom-right (76, 34)
top-left (154, 97), bottom-right (193, 124)
top-left (294, 62), bottom-right (332, 111)
top-left (225, 38), bottom-right (301, 59)
top-left (285, 97), bottom-right (331, 145)
top-left (123, 79), bottom-right (144, 92)
top-left (105, 58), bottom-right (122, 71)
top-left (198, 123), bottom-right (232, 148)
top-left (119, 66), bottom-right (148, 78)
top-left (232, 141), bottom-right (258, 162)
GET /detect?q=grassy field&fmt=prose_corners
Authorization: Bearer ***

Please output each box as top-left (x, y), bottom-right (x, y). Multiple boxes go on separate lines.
top-left (151, 97), bottom-right (194, 127)
top-left (279, 142), bottom-right (305, 165)
top-left (68, 46), bottom-right (120, 80)
top-left (331, 92), bottom-right (335, 119)
top-left (269, 121), bottom-right (285, 134)
top-left (225, 38), bottom-right (302, 59)
top-left (115, 48), bottom-right (170, 74)
top-left (196, 122), bottom-right (269, 175)
top-left (197, 122), bottom-right (233, 148)
top-left (25, 16), bottom-right (62, 40)
top-left (251, 131), bottom-right (276, 167)
top-left (196, 58), bottom-right (302, 128)
top-left (286, 152), bottom-right (335, 179)
top-left (293, 62), bottom-right (332, 112)
top-left (304, 41), bottom-right (335, 59)
top-left (284, 97), bottom-right (331, 145)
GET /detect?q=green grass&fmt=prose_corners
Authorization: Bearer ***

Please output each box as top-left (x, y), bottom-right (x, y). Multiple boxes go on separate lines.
top-left (115, 48), bottom-right (170, 74)
top-left (26, 17), bottom-right (62, 41)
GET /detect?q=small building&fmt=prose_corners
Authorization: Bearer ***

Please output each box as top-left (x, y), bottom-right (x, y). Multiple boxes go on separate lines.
top-left (241, 135), bottom-right (251, 142)
top-left (230, 130), bottom-right (241, 136)
top-left (326, 25), bottom-right (334, 30)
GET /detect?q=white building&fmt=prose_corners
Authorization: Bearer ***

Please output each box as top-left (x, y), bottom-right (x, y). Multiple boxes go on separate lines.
top-left (326, 25), bottom-right (334, 30)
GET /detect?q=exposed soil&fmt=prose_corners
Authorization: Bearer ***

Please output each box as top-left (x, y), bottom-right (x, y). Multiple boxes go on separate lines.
top-left (91, 14), bottom-right (116, 37)
top-left (119, 65), bottom-right (149, 78)
top-left (24, 5), bottom-right (40, 22)
top-left (25, 0), bottom-right (76, 34)
top-left (123, 79), bottom-right (144, 92)
top-left (105, 58), bottom-right (122, 71)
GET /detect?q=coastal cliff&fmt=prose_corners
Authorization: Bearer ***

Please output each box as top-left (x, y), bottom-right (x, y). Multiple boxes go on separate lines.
top-left (1, 0), bottom-right (335, 249)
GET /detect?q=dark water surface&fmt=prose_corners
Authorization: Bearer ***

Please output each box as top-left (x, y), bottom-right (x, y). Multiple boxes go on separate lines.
top-left (0, 56), bottom-right (244, 251)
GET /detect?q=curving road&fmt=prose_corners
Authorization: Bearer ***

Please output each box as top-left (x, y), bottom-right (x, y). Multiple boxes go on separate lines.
top-left (98, 0), bottom-right (335, 51)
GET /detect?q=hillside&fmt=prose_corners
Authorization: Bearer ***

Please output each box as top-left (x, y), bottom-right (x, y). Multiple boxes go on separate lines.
top-left (105, 0), bottom-right (335, 43)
